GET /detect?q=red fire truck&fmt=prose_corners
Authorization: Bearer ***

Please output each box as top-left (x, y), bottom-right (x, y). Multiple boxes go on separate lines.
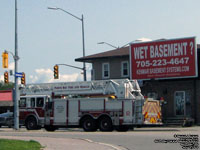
top-left (19, 79), bottom-right (162, 131)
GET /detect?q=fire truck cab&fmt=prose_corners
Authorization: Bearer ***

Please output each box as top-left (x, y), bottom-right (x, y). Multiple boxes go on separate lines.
top-left (19, 95), bottom-right (51, 130)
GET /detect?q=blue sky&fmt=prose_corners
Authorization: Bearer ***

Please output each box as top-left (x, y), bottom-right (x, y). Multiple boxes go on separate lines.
top-left (0, 0), bottom-right (200, 83)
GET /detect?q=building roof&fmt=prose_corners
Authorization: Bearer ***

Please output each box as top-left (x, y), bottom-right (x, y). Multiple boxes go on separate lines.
top-left (75, 44), bottom-right (200, 63)
top-left (75, 46), bottom-right (129, 63)
top-left (0, 90), bottom-right (12, 101)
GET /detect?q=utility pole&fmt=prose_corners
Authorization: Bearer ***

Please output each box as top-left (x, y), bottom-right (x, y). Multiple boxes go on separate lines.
top-left (14, 0), bottom-right (19, 130)
top-left (81, 14), bottom-right (87, 81)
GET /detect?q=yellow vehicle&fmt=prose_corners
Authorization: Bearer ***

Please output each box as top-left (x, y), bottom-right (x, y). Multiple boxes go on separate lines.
top-left (143, 98), bottom-right (162, 125)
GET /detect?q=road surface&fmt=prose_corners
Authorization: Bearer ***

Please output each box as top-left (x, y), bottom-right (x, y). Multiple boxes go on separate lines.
top-left (0, 126), bottom-right (199, 150)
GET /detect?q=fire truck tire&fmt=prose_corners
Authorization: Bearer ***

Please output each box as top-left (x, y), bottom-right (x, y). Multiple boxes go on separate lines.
top-left (81, 117), bottom-right (97, 132)
top-left (44, 125), bottom-right (57, 132)
top-left (99, 117), bottom-right (113, 132)
top-left (25, 117), bottom-right (38, 130)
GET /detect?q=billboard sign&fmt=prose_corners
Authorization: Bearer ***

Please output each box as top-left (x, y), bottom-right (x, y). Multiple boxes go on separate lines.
top-left (130, 37), bottom-right (198, 79)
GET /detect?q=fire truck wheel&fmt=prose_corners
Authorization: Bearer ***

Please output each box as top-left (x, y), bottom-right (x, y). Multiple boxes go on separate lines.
top-left (81, 117), bottom-right (97, 132)
top-left (99, 117), bottom-right (113, 132)
top-left (26, 117), bottom-right (37, 130)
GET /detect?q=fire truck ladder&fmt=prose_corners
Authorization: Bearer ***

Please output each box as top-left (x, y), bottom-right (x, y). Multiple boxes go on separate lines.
top-left (20, 79), bottom-right (143, 99)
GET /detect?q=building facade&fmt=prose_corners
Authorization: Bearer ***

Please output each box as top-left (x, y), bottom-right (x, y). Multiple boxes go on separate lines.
top-left (75, 47), bottom-right (130, 80)
top-left (0, 90), bottom-right (13, 114)
top-left (75, 45), bottom-right (200, 125)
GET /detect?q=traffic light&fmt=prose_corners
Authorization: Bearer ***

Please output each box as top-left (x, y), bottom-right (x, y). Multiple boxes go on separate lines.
top-left (4, 71), bottom-right (9, 84)
top-left (2, 51), bottom-right (8, 68)
top-left (54, 65), bottom-right (59, 79)
top-left (21, 72), bottom-right (26, 85)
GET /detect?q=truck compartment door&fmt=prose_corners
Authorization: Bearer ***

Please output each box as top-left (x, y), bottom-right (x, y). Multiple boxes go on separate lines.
top-left (123, 101), bottom-right (133, 123)
top-left (54, 100), bottom-right (66, 125)
top-left (68, 100), bottom-right (79, 125)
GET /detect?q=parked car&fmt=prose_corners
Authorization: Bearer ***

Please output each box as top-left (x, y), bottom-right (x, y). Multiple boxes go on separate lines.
top-left (0, 112), bottom-right (13, 128)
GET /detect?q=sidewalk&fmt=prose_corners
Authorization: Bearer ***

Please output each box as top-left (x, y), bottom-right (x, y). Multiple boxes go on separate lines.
top-left (0, 135), bottom-right (123, 150)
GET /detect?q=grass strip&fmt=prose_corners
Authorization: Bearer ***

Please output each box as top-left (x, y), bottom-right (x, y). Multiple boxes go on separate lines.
top-left (0, 139), bottom-right (43, 150)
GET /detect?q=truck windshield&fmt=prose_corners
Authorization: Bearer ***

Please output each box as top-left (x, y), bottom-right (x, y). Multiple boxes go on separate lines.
top-left (19, 98), bottom-right (26, 107)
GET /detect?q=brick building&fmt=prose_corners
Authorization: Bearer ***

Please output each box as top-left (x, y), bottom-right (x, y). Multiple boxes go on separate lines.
top-left (75, 45), bottom-right (200, 125)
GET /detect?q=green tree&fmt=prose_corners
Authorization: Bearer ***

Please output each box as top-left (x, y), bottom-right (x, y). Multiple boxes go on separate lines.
top-left (0, 81), bottom-right (14, 90)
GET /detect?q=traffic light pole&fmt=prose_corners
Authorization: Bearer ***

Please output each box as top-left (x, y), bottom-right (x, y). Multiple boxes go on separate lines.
top-left (14, 0), bottom-right (19, 130)
top-left (54, 64), bottom-right (84, 79)
top-left (57, 64), bottom-right (83, 70)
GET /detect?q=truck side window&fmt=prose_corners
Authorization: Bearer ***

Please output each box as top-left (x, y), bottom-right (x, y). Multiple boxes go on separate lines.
top-left (31, 98), bottom-right (35, 107)
top-left (26, 98), bottom-right (31, 107)
top-left (48, 102), bottom-right (53, 109)
top-left (36, 97), bottom-right (44, 107)
top-left (19, 98), bottom-right (26, 107)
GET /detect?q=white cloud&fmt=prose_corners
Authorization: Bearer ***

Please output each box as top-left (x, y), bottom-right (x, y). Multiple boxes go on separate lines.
top-left (57, 73), bottom-right (82, 82)
top-left (136, 37), bottom-right (152, 42)
top-left (29, 68), bottom-right (53, 83)
top-left (8, 62), bottom-right (15, 70)
top-left (0, 60), bottom-right (91, 84)
top-left (28, 68), bottom-right (85, 83)
top-left (0, 75), bottom-right (3, 82)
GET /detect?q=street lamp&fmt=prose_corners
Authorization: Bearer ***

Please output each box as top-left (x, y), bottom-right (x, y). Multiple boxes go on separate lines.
top-left (97, 42), bottom-right (118, 49)
top-left (98, 39), bottom-right (144, 49)
top-left (48, 7), bottom-right (87, 81)
top-left (14, 0), bottom-right (20, 130)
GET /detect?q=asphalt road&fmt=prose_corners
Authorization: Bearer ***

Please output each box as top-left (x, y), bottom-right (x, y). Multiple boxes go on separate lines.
top-left (0, 126), bottom-right (199, 150)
